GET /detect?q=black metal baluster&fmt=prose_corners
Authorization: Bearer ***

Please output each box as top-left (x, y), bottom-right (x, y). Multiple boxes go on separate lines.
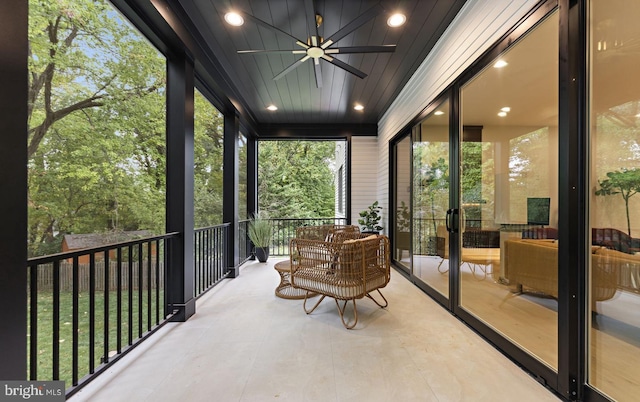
top-left (147, 241), bottom-right (152, 332)
top-left (164, 239), bottom-right (170, 318)
top-left (89, 253), bottom-right (96, 373)
top-left (215, 227), bottom-right (220, 282)
top-left (128, 244), bottom-right (133, 346)
top-left (29, 263), bottom-right (37, 380)
top-left (117, 247), bottom-right (122, 353)
top-left (53, 261), bottom-right (60, 380)
top-left (155, 239), bottom-right (160, 324)
top-left (193, 231), bottom-right (198, 296)
top-left (138, 242), bottom-right (143, 338)
top-left (72, 256), bottom-right (79, 386)
top-left (103, 250), bottom-right (110, 364)
top-left (197, 231), bottom-right (202, 295)
top-left (206, 229), bottom-right (211, 290)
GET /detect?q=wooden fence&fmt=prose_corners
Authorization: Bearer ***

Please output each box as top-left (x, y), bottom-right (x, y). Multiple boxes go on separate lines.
top-left (30, 260), bottom-right (165, 293)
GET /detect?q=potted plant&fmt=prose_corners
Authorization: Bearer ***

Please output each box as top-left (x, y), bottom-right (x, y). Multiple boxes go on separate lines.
top-left (358, 201), bottom-right (383, 234)
top-left (396, 201), bottom-right (410, 232)
top-left (396, 201), bottom-right (411, 256)
top-left (248, 212), bottom-right (273, 262)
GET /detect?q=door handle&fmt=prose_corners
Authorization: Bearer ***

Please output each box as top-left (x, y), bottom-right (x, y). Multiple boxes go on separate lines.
top-left (446, 209), bottom-right (459, 233)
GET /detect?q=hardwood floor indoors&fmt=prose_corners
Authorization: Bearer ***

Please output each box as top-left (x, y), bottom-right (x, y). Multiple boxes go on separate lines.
top-left (413, 255), bottom-right (640, 402)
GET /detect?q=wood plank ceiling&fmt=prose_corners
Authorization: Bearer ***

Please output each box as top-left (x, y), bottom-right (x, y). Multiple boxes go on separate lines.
top-left (174, 0), bottom-right (467, 129)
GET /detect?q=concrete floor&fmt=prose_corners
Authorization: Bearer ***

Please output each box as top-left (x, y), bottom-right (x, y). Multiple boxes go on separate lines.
top-left (71, 258), bottom-right (560, 402)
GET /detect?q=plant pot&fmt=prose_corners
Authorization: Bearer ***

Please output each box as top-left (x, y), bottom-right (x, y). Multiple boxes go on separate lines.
top-left (254, 247), bottom-right (269, 262)
top-left (424, 236), bottom-right (439, 256)
top-left (362, 231), bottom-right (380, 235)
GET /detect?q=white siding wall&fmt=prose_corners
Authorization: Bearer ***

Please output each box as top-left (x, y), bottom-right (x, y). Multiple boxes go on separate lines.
top-left (351, 136), bottom-right (379, 229)
top-left (375, 0), bottom-right (540, 230)
top-left (334, 141), bottom-right (347, 219)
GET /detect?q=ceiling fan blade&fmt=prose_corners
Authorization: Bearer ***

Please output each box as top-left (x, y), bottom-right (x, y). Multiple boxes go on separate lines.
top-left (313, 59), bottom-right (323, 88)
top-left (303, 0), bottom-right (319, 41)
top-left (321, 4), bottom-right (384, 48)
top-left (323, 56), bottom-right (368, 79)
top-left (325, 45), bottom-right (396, 54)
top-left (273, 56), bottom-right (310, 81)
top-left (238, 49), bottom-right (307, 54)
top-left (241, 12), bottom-right (306, 44)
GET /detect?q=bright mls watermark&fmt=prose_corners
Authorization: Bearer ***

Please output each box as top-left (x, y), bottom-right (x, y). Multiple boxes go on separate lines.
top-left (0, 381), bottom-right (64, 402)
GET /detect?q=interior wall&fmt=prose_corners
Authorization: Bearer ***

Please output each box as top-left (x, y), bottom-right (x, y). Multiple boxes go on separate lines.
top-left (482, 125), bottom-right (560, 228)
top-left (377, 0), bottom-right (541, 224)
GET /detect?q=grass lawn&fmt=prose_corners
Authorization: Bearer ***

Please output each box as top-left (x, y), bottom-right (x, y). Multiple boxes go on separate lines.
top-left (28, 288), bottom-right (165, 388)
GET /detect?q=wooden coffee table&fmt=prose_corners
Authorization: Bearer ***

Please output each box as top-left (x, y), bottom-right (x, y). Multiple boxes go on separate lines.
top-left (461, 248), bottom-right (501, 281)
top-left (274, 260), bottom-right (316, 299)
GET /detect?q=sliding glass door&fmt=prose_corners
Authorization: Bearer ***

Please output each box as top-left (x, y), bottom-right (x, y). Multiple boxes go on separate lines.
top-left (393, 135), bottom-right (412, 272)
top-left (457, 11), bottom-right (559, 371)
top-left (588, 1), bottom-right (640, 400)
top-left (412, 99), bottom-right (451, 299)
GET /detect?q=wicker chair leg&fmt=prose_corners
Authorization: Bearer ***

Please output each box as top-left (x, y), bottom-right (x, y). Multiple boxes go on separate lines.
top-left (466, 262), bottom-right (488, 281)
top-left (335, 298), bottom-right (358, 329)
top-left (365, 289), bottom-right (388, 308)
top-left (437, 258), bottom-right (449, 273)
top-left (303, 293), bottom-right (326, 314)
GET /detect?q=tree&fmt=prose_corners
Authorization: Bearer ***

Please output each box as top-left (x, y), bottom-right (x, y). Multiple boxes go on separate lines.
top-left (595, 168), bottom-right (640, 236)
top-left (193, 90), bottom-right (224, 227)
top-left (258, 141), bottom-right (337, 218)
top-left (420, 157), bottom-right (449, 234)
top-left (28, 0), bottom-right (166, 257)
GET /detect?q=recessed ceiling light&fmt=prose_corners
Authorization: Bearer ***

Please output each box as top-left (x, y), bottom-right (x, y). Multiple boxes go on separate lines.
top-left (501, 107), bottom-right (511, 112)
top-left (267, 104), bottom-right (278, 111)
top-left (497, 111), bottom-right (507, 117)
top-left (493, 60), bottom-right (508, 68)
top-left (224, 12), bottom-right (244, 26)
top-left (434, 111), bottom-right (444, 116)
top-left (387, 13), bottom-right (406, 27)
top-left (354, 104), bottom-right (364, 111)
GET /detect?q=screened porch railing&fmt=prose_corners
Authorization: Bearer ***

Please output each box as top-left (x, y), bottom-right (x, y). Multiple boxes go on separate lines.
top-left (193, 224), bottom-right (231, 298)
top-left (267, 218), bottom-right (347, 256)
top-left (27, 233), bottom-right (179, 398)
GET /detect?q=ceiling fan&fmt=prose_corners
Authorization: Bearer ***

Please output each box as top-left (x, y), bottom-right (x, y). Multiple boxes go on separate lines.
top-left (233, 0), bottom-right (396, 88)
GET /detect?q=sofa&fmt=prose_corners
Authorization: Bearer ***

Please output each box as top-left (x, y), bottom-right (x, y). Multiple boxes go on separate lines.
top-left (503, 239), bottom-right (640, 302)
top-left (592, 227), bottom-right (640, 254)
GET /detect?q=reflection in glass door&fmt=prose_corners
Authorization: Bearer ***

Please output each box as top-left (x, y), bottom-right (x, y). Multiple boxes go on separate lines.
top-left (412, 99), bottom-right (450, 298)
top-left (588, 1), bottom-right (640, 400)
top-left (393, 136), bottom-right (412, 272)
top-left (458, 12), bottom-right (559, 370)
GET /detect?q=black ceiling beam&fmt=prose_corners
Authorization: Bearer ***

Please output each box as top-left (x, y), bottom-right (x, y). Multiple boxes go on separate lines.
top-left (257, 123), bottom-right (377, 139)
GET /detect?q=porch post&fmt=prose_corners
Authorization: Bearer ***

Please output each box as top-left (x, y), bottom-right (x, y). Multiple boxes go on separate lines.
top-left (247, 136), bottom-right (257, 221)
top-left (0, 0), bottom-right (28, 379)
top-left (166, 52), bottom-right (196, 321)
top-left (223, 112), bottom-right (240, 277)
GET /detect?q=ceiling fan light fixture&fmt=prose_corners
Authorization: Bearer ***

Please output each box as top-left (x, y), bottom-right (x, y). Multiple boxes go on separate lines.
top-left (236, 3), bottom-right (395, 87)
top-left (387, 13), bottom-right (406, 27)
top-left (267, 104), bottom-right (278, 111)
top-left (224, 12), bottom-right (244, 26)
top-left (354, 104), bottom-right (364, 111)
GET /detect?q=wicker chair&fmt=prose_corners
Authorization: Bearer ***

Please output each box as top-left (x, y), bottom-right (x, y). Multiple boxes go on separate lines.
top-left (295, 224), bottom-right (360, 241)
top-left (289, 234), bottom-right (390, 329)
